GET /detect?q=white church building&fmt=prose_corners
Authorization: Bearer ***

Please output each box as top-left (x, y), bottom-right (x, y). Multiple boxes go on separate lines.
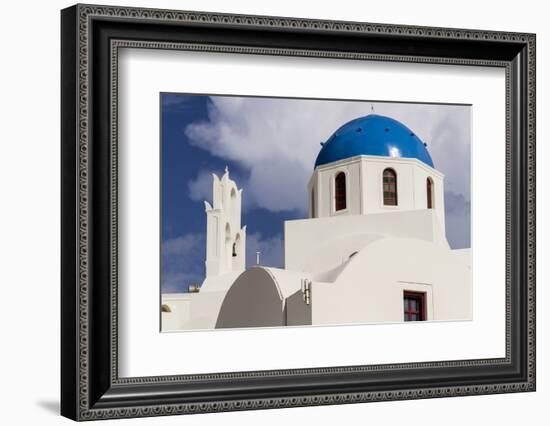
top-left (162, 114), bottom-right (472, 331)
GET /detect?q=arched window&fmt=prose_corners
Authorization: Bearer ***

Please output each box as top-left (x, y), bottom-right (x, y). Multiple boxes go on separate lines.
top-left (383, 168), bottom-right (398, 206)
top-left (426, 177), bottom-right (434, 209)
top-left (335, 172), bottom-right (346, 211)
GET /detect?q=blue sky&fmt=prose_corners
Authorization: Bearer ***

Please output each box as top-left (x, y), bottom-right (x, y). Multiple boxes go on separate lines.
top-left (161, 94), bottom-right (471, 293)
top-left (161, 94), bottom-right (302, 293)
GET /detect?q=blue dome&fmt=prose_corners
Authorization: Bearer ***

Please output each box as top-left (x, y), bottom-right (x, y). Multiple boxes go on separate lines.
top-left (314, 114), bottom-right (434, 169)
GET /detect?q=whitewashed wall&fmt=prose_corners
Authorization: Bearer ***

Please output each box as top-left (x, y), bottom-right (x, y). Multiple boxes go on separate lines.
top-left (311, 238), bottom-right (472, 324)
top-left (285, 209), bottom-right (448, 273)
top-left (310, 156), bottom-right (445, 233)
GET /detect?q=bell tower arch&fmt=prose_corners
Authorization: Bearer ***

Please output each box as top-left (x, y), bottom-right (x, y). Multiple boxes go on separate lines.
top-left (204, 167), bottom-right (246, 277)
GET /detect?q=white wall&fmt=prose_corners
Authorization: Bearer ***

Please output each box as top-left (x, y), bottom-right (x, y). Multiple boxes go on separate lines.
top-left (0, 1), bottom-right (546, 426)
top-left (311, 156), bottom-right (445, 234)
top-left (311, 157), bottom-right (363, 216)
top-left (161, 294), bottom-right (193, 330)
top-left (311, 238), bottom-right (472, 324)
top-left (285, 209), bottom-right (448, 273)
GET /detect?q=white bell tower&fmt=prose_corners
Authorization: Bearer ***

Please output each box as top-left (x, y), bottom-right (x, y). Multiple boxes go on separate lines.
top-left (204, 167), bottom-right (247, 277)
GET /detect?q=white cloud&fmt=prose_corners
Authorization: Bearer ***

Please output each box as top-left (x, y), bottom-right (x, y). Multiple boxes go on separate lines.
top-left (163, 233), bottom-right (204, 257)
top-left (188, 169), bottom-right (215, 202)
top-left (185, 97), bottom-right (372, 213)
top-left (162, 233), bottom-right (205, 292)
top-left (184, 96), bottom-right (471, 247)
top-left (245, 232), bottom-right (284, 269)
top-left (444, 191), bottom-right (471, 249)
top-left (185, 97), bottom-right (471, 210)
top-left (188, 167), bottom-right (260, 212)
top-left (162, 231), bottom-right (286, 291)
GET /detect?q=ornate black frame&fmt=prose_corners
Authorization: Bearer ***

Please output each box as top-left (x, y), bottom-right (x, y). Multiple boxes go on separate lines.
top-left (61, 4), bottom-right (536, 421)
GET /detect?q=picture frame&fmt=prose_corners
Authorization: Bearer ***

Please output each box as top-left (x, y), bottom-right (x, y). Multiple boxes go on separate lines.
top-left (61, 3), bottom-right (536, 421)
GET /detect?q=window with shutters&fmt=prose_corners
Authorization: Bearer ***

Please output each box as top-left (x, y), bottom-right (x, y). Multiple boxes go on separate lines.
top-left (404, 291), bottom-right (426, 321)
top-left (334, 172), bottom-right (346, 211)
top-left (383, 168), bottom-right (398, 206)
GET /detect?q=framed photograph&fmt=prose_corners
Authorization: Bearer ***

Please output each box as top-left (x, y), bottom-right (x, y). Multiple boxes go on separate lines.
top-left (61, 4), bottom-right (536, 421)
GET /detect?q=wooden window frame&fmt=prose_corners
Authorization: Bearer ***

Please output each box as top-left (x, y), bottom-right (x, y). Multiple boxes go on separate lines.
top-left (383, 168), bottom-right (398, 206)
top-left (403, 291), bottom-right (427, 321)
top-left (427, 177), bottom-right (434, 209)
top-left (334, 172), bottom-right (347, 211)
